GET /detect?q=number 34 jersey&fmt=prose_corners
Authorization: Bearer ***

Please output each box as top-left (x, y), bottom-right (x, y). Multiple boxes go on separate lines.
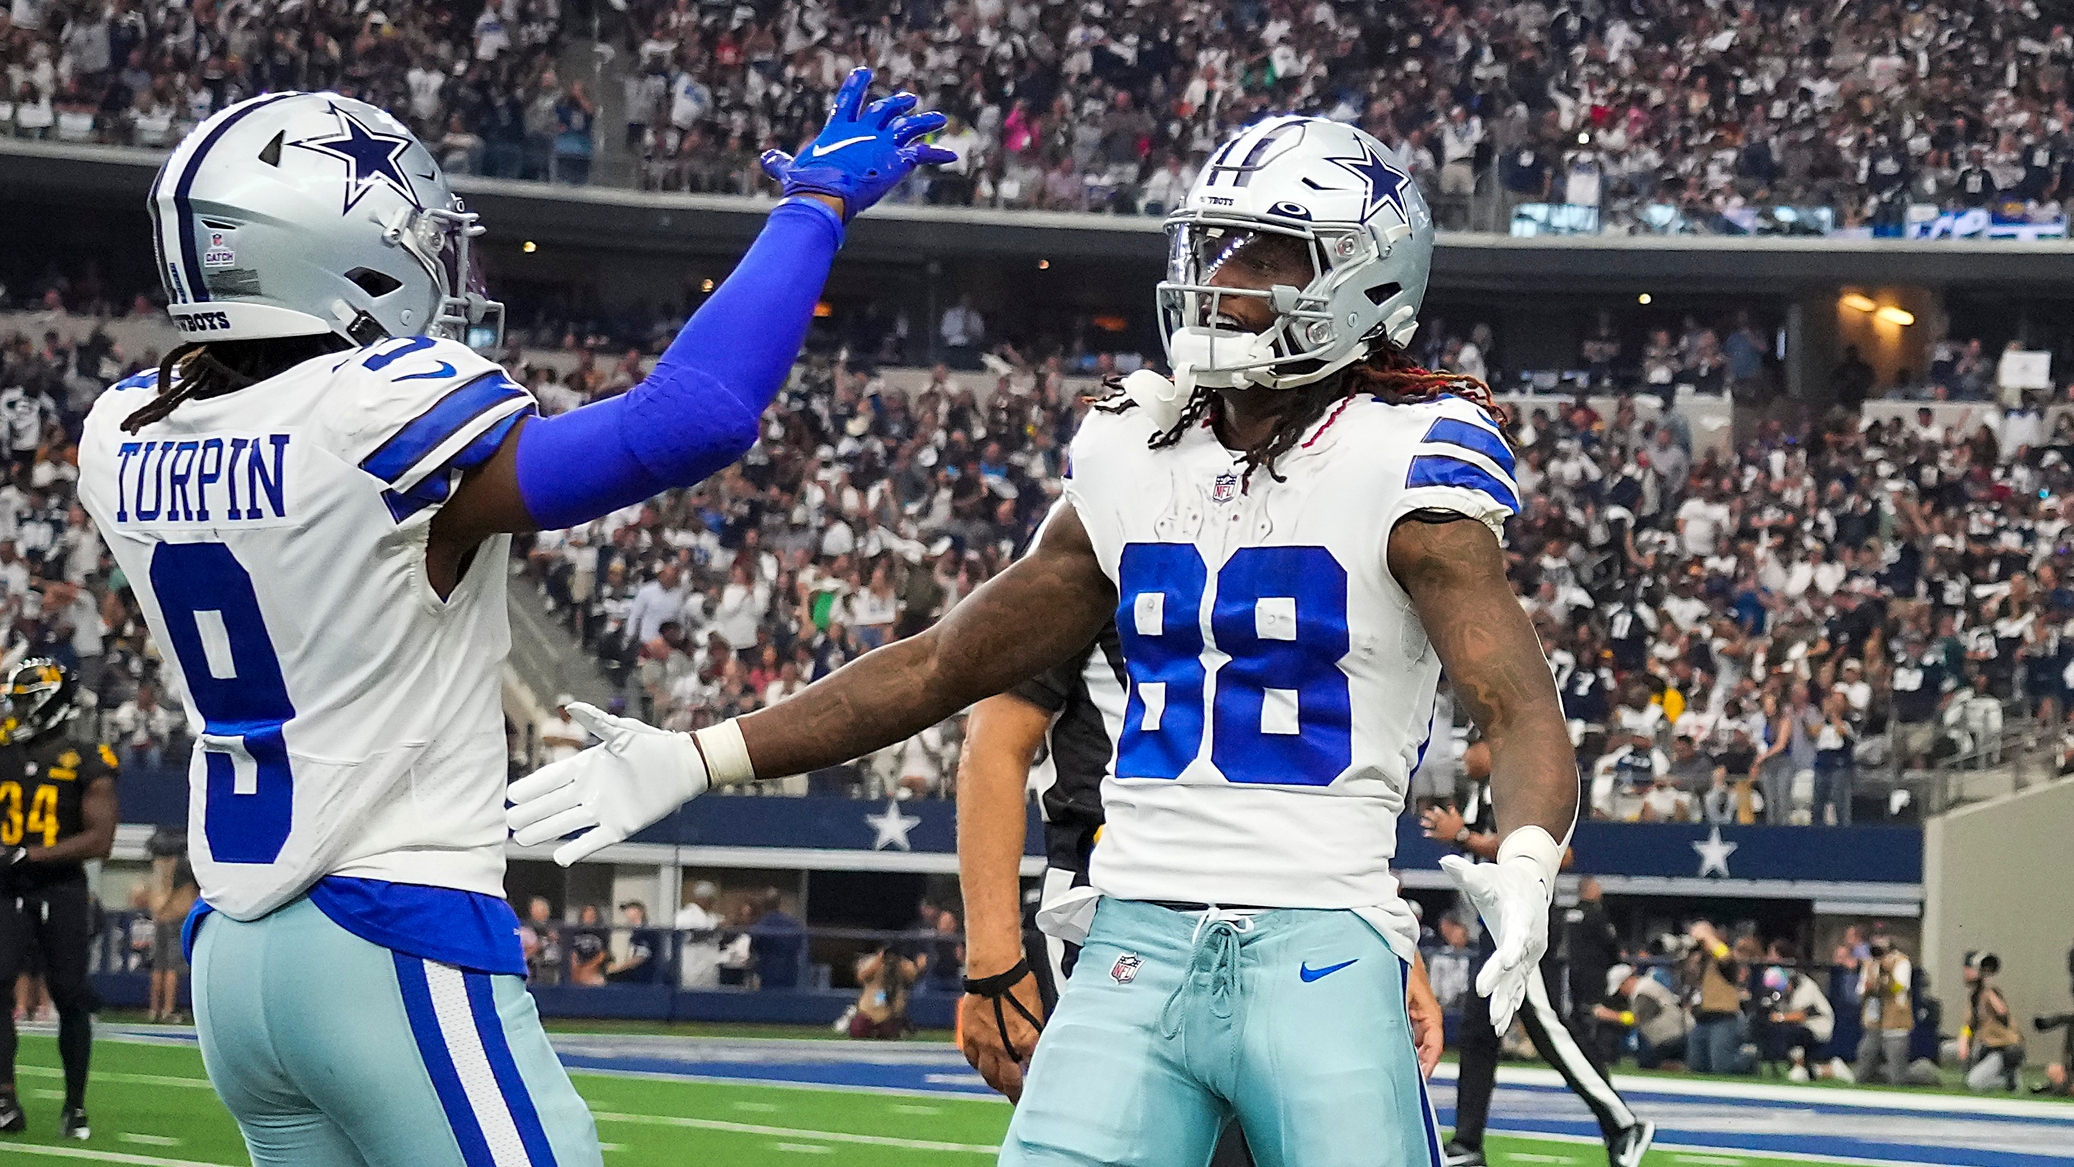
top-left (77, 337), bottom-right (535, 922)
top-left (1063, 392), bottom-right (1519, 959)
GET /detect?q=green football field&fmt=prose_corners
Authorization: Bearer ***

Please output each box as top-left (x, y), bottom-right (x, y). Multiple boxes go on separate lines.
top-left (0, 1033), bottom-right (1893, 1167)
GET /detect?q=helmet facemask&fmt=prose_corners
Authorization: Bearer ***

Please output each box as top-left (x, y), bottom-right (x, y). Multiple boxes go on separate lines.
top-left (1158, 212), bottom-right (1389, 394)
top-left (388, 200), bottom-right (505, 349)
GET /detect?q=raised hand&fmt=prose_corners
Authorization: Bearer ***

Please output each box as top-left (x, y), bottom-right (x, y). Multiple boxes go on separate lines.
top-left (760, 66), bottom-right (958, 221)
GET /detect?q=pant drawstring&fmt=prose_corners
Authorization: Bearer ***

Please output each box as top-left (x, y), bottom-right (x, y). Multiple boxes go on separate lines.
top-left (1158, 907), bottom-right (1253, 1039)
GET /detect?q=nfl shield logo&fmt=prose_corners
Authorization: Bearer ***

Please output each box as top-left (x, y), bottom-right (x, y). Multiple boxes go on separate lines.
top-left (1211, 472), bottom-right (1239, 504)
top-left (1110, 953), bottom-right (1143, 985)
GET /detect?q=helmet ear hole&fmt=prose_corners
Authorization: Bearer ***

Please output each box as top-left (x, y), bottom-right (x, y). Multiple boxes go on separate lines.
top-left (346, 268), bottom-right (404, 297)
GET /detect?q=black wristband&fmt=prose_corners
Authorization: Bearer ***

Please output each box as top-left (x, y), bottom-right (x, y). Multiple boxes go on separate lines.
top-left (962, 959), bottom-right (1031, 997)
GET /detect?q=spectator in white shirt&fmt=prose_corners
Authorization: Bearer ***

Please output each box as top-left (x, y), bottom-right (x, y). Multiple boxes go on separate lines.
top-left (674, 881), bottom-right (724, 988)
top-left (473, 0), bottom-right (511, 60)
top-left (626, 563), bottom-right (690, 646)
top-left (1677, 487), bottom-right (1732, 557)
top-left (109, 683), bottom-right (182, 771)
top-left (939, 296), bottom-right (984, 365)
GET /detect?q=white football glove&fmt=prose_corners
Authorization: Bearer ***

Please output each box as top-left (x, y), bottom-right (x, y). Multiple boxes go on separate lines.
top-left (505, 703), bottom-right (714, 866)
top-left (1440, 826), bottom-right (1563, 1037)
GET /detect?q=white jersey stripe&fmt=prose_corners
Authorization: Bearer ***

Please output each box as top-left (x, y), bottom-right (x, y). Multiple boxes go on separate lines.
top-left (424, 961), bottom-right (535, 1167)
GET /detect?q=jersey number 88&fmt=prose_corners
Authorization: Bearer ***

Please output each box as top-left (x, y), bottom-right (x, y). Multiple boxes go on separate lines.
top-left (1114, 543), bottom-right (1352, 786)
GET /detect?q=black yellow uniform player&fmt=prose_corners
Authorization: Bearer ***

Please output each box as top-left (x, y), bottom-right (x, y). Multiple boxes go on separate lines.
top-left (0, 659), bottom-right (118, 1142)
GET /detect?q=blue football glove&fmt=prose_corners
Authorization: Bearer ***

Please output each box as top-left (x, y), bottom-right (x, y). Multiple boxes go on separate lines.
top-left (760, 66), bottom-right (957, 221)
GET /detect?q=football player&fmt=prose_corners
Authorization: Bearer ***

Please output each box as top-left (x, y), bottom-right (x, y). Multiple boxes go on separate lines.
top-left (0, 660), bottom-right (118, 1142)
top-left (950, 615), bottom-right (1447, 1163)
top-left (510, 115), bottom-right (1574, 1167)
top-left (76, 73), bottom-right (950, 1167)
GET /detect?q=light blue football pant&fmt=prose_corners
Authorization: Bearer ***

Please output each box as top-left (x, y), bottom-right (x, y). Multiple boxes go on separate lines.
top-left (1002, 898), bottom-right (1443, 1167)
top-left (192, 896), bottom-right (601, 1167)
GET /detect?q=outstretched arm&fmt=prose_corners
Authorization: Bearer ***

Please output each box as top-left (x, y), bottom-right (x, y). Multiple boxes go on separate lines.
top-left (428, 68), bottom-right (953, 593)
top-left (508, 506), bottom-right (1116, 863)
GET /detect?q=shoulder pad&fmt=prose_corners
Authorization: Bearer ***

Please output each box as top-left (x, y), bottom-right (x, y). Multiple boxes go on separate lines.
top-left (325, 337), bottom-right (533, 496)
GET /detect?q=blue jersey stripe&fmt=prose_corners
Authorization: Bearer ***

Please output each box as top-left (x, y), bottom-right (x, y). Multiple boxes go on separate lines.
top-left (378, 405), bottom-right (531, 523)
top-left (172, 94), bottom-right (299, 304)
top-left (393, 955), bottom-right (498, 1167)
top-left (361, 372), bottom-right (528, 485)
top-left (1421, 417), bottom-right (1515, 475)
top-left (1405, 454), bottom-right (1520, 514)
top-left (464, 971), bottom-right (561, 1167)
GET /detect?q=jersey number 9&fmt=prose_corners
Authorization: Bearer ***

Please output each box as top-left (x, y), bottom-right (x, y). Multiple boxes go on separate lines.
top-left (150, 542), bottom-right (296, 864)
top-left (1114, 543), bottom-right (1352, 786)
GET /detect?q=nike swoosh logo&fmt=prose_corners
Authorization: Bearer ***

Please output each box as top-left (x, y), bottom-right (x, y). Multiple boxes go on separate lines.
top-left (1299, 958), bottom-right (1358, 983)
top-left (811, 135), bottom-right (876, 157)
top-left (395, 362), bottom-right (458, 381)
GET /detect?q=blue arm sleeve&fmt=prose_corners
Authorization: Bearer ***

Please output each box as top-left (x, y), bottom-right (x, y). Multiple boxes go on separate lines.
top-left (513, 196), bottom-right (844, 529)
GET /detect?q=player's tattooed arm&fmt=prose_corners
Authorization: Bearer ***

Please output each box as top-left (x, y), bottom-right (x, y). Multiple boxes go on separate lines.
top-left (1388, 513), bottom-right (1579, 843)
top-left (736, 504), bottom-right (1117, 779)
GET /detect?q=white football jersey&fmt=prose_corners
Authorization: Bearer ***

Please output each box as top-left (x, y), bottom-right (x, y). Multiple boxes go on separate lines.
top-left (1063, 391), bottom-right (1519, 959)
top-left (78, 336), bottom-right (534, 920)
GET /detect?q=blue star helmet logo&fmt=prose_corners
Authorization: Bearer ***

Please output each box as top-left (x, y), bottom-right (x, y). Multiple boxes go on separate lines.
top-left (1326, 138), bottom-right (1413, 227)
top-left (291, 104), bottom-right (422, 215)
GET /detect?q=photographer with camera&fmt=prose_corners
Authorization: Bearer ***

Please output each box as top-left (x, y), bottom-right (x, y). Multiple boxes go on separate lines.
top-left (1960, 951), bottom-right (2024, 1092)
top-left (1684, 920), bottom-right (1753, 1075)
top-left (1755, 940), bottom-right (1848, 1082)
top-left (1855, 934), bottom-right (1916, 1084)
top-left (849, 942), bottom-right (920, 1040)
top-left (1598, 964), bottom-right (1692, 1069)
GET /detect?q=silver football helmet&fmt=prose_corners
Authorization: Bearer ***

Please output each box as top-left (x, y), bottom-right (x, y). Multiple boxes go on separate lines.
top-left (149, 92), bottom-right (502, 348)
top-left (1158, 115), bottom-right (1433, 392)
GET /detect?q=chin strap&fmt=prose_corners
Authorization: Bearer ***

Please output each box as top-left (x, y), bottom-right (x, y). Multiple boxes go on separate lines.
top-left (961, 958), bottom-right (1046, 1062)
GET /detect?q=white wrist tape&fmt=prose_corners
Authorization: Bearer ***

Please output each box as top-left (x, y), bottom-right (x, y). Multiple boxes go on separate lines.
top-left (1496, 825), bottom-right (1563, 903)
top-left (693, 720), bottom-right (757, 787)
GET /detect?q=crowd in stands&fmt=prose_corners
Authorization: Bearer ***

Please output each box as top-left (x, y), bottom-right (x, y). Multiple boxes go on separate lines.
top-left (0, 0), bottom-right (595, 182)
top-left (0, 320), bottom-right (178, 767)
top-left (1477, 381), bottom-right (2074, 826)
top-left (15, 0), bottom-right (2074, 229)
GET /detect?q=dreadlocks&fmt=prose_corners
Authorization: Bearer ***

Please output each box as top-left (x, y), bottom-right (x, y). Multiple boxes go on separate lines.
top-left (1095, 342), bottom-right (1508, 489)
top-left (122, 334), bottom-right (353, 433)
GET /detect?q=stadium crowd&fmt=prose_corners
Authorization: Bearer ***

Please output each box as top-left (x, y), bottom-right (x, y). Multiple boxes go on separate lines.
top-left (13, 0), bottom-right (2074, 229)
top-left (615, 0), bottom-right (2074, 232)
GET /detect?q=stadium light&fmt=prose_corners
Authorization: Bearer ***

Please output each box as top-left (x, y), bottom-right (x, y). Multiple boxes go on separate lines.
top-left (1637, 293), bottom-right (1652, 305)
top-left (700, 279), bottom-right (715, 293)
top-left (1840, 292), bottom-right (1877, 313)
top-left (1038, 259), bottom-right (1051, 270)
top-left (522, 240), bottom-right (537, 254)
top-left (1875, 305), bottom-right (1916, 326)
